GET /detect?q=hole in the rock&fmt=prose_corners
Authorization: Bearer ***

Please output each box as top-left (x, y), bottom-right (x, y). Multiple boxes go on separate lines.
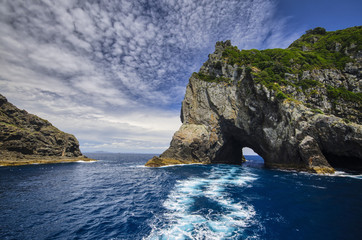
top-left (323, 152), bottom-right (362, 173)
top-left (242, 147), bottom-right (265, 168)
top-left (212, 137), bottom-right (244, 164)
top-left (211, 125), bottom-right (268, 166)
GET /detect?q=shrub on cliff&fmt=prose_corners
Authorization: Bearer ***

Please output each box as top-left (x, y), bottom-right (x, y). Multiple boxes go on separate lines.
top-left (306, 27), bottom-right (327, 35)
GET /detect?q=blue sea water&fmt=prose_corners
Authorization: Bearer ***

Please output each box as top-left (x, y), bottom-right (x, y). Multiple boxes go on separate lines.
top-left (0, 153), bottom-right (362, 240)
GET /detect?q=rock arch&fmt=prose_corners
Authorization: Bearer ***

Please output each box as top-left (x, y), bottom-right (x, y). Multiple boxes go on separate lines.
top-left (146, 41), bottom-right (362, 173)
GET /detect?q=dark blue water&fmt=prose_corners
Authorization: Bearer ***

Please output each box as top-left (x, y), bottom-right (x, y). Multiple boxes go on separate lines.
top-left (1, 154), bottom-right (361, 240)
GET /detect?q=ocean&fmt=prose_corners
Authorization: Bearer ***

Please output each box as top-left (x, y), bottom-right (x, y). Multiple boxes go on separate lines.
top-left (0, 153), bottom-right (361, 240)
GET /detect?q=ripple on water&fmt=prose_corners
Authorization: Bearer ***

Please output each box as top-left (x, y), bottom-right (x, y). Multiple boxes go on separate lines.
top-left (145, 165), bottom-right (259, 239)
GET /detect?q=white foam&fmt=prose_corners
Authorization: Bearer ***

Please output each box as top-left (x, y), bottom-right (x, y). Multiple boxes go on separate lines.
top-left (297, 170), bottom-right (362, 180)
top-left (76, 160), bottom-right (97, 163)
top-left (145, 166), bottom-right (259, 239)
top-left (158, 163), bottom-right (205, 168)
top-left (332, 171), bottom-right (362, 179)
top-left (133, 165), bottom-right (147, 168)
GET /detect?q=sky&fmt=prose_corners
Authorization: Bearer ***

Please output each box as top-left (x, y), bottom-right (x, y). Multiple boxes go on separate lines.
top-left (0, 0), bottom-right (361, 155)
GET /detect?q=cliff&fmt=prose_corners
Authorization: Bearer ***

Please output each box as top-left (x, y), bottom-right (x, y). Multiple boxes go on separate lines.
top-left (146, 26), bottom-right (362, 173)
top-left (0, 94), bottom-right (92, 166)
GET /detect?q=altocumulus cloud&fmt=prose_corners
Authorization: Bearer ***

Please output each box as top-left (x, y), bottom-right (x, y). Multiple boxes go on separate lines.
top-left (0, 0), bottom-right (299, 153)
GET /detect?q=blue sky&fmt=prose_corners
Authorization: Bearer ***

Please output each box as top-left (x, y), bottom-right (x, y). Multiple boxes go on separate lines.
top-left (0, 0), bottom-right (361, 154)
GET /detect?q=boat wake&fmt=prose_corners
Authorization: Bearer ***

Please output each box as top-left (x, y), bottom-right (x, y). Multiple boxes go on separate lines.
top-left (146, 165), bottom-right (259, 239)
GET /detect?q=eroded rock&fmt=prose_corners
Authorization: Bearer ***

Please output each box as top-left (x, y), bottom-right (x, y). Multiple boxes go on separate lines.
top-left (147, 27), bottom-right (362, 173)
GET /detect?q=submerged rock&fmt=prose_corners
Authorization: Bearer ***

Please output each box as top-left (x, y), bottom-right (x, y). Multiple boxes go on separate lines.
top-left (146, 27), bottom-right (362, 173)
top-left (0, 94), bottom-right (92, 166)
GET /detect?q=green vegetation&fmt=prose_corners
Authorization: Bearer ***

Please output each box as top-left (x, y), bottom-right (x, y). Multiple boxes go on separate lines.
top-left (290, 26), bottom-right (362, 54)
top-left (327, 86), bottom-right (362, 103)
top-left (214, 26), bottom-right (361, 104)
top-left (193, 72), bottom-right (231, 83)
top-left (222, 26), bottom-right (361, 75)
top-left (296, 79), bottom-right (321, 90)
top-left (276, 91), bottom-right (287, 100)
top-left (221, 45), bottom-right (353, 92)
top-left (311, 108), bottom-right (324, 114)
top-left (305, 27), bottom-right (327, 35)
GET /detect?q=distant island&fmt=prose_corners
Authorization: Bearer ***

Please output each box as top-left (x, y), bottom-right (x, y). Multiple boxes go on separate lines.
top-left (146, 26), bottom-right (362, 173)
top-left (0, 94), bottom-right (93, 166)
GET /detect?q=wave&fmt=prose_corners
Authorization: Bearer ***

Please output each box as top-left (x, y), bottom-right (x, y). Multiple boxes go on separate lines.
top-left (76, 160), bottom-right (97, 163)
top-left (332, 171), bottom-right (362, 179)
top-left (158, 163), bottom-right (205, 168)
top-left (296, 170), bottom-right (362, 180)
top-left (145, 165), bottom-right (259, 239)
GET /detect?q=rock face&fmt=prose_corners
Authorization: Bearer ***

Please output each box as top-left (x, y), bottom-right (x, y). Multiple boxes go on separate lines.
top-left (0, 94), bottom-right (85, 165)
top-left (146, 27), bottom-right (362, 173)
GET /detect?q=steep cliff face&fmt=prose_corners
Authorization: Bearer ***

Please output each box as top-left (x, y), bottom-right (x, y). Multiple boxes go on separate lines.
top-left (146, 27), bottom-right (362, 173)
top-left (0, 94), bottom-right (85, 165)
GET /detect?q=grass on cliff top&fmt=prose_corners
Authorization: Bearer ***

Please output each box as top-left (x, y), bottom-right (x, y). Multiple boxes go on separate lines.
top-left (222, 26), bottom-right (362, 72)
top-left (289, 26), bottom-right (362, 54)
top-left (223, 26), bottom-right (362, 71)
top-left (217, 26), bottom-right (361, 103)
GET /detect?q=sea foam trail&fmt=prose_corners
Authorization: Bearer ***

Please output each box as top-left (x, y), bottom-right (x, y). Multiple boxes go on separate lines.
top-left (145, 165), bottom-right (258, 240)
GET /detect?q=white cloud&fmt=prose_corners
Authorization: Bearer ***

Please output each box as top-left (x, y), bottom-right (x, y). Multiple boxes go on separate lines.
top-left (28, 44), bottom-right (93, 74)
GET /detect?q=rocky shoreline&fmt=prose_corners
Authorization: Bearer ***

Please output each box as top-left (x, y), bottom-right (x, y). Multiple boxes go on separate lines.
top-left (0, 155), bottom-right (95, 167)
top-left (145, 156), bottom-right (205, 167)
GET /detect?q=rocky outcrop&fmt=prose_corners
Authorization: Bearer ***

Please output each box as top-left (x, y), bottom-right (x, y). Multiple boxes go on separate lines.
top-left (146, 27), bottom-right (362, 173)
top-left (0, 94), bottom-right (91, 166)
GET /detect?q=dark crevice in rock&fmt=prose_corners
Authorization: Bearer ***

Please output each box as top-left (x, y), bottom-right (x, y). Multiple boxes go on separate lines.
top-left (213, 137), bottom-right (244, 164)
top-left (323, 152), bottom-right (362, 172)
top-left (7, 147), bottom-right (34, 155)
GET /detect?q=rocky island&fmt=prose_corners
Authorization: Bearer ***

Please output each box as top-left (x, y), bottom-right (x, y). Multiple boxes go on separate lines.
top-left (146, 26), bottom-right (362, 173)
top-left (0, 94), bottom-right (93, 166)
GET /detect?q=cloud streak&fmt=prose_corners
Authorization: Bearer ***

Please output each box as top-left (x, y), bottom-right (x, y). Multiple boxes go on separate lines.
top-left (0, 0), bottom-right (300, 153)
